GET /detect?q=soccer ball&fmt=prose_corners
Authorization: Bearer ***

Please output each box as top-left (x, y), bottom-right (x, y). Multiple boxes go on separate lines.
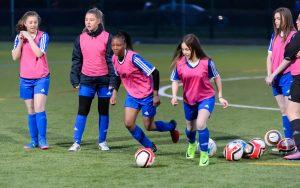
top-left (231, 139), bottom-right (248, 157)
top-left (196, 138), bottom-right (217, 157)
top-left (232, 139), bottom-right (247, 150)
top-left (207, 138), bottom-right (217, 157)
top-left (276, 138), bottom-right (296, 153)
top-left (244, 140), bottom-right (265, 159)
top-left (135, 148), bottom-right (155, 168)
top-left (223, 141), bottom-right (243, 161)
top-left (264, 130), bottom-right (282, 146)
top-left (250, 138), bottom-right (266, 151)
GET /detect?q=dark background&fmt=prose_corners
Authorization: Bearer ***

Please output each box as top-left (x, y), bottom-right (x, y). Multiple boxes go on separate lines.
top-left (1, 0), bottom-right (300, 43)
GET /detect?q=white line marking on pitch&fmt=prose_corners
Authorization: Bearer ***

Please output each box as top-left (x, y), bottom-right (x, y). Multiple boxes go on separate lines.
top-left (222, 76), bottom-right (265, 82)
top-left (159, 76), bottom-right (279, 111)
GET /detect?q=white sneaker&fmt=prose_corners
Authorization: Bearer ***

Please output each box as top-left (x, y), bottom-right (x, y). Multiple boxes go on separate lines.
top-left (68, 142), bottom-right (81, 152)
top-left (98, 141), bottom-right (110, 151)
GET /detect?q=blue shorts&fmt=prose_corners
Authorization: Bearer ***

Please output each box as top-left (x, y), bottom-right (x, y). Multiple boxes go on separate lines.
top-left (78, 84), bottom-right (112, 98)
top-left (272, 73), bottom-right (292, 96)
top-left (20, 75), bottom-right (50, 100)
top-left (124, 94), bottom-right (156, 118)
top-left (183, 96), bottom-right (215, 121)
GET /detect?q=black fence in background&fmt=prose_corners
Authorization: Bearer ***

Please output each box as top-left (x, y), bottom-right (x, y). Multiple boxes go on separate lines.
top-left (1, 1), bottom-right (300, 43)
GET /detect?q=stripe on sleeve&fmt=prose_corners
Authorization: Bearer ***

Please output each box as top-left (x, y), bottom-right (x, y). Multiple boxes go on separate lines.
top-left (268, 33), bottom-right (274, 52)
top-left (13, 35), bottom-right (19, 50)
top-left (133, 55), bottom-right (155, 76)
top-left (170, 68), bottom-right (180, 81)
top-left (39, 33), bottom-right (49, 53)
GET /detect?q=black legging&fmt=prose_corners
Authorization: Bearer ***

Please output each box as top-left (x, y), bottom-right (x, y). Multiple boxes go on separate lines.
top-left (77, 96), bottom-right (109, 116)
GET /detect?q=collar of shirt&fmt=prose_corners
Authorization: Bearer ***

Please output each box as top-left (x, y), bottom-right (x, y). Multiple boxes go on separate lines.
top-left (86, 25), bottom-right (103, 37)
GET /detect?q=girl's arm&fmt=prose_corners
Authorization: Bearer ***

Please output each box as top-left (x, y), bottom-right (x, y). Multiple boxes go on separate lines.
top-left (266, 52), bottom-right (272, 76)
top-left (70, 36), bottom-right (83, 88)
top-left (171, 81), bottom-right (179, 106)
top-left (266, 34), bottom-right (274, 76)
top-left (151, 69), bottom-right (161, 107)
top-left (11, 35), bottom-right (24, 61)
top-left (213, 75), bottom-right (229, 108)
top-left (105, 34), bottom-right (118, 89)
top-left (110, 76), bottom-right (121, 105)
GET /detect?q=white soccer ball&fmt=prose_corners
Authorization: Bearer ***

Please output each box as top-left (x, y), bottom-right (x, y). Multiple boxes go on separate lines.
top-left (264, 130), bottom-right (282, 146)
top-left (223, 141), bottom-right (243, 161)
top-left (135, 148), bottom-right (155, 168)
top-left (196, 138), bottom-right (217, 157)
top-left (207, 138), bottom-right (217, 157)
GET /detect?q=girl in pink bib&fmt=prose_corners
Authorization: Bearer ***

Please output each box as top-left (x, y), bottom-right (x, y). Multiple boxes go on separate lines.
top-left (266, 13), bottom-right (300, 160)
top-left (68, 8), bottom-right (117, 152)
top-left (265, 7), bottom-right (296, 140)
top-left (11, 11), bottom-right (50, 150)
top-left (170, 34), bottom-right (228, 166)
top-left (110, 31), bottom-right (180, 152)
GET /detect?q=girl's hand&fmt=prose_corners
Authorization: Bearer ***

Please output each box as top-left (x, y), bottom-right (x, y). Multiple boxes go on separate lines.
top-left (18, 33), bottom-right (25, 42)
top-left (110, 90), bottom-right (117, 105)
top-left (296, 51), bottom-right (300, 58)
top-left (73, 84), bottom-right (80, 89)
top-left (153, 94), bottom-right (161, 107)
top-left (20, 31), bottom-right (32, 40)
top-left (265, 74), bottom-right (274, 86)
top-left (219, 97), bottom-right (229, 108)
top-left (171, 97), bottom-right (178, 106)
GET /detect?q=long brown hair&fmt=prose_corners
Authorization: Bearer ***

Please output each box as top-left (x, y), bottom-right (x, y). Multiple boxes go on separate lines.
top-left (171, 34), bottom-right (208, 69)
top-left (16, 11), bottom-right (41, 32)
top-left (273, 7), bottom-right (296, 41)
top-left (83, 7), bottom-right (105, 32)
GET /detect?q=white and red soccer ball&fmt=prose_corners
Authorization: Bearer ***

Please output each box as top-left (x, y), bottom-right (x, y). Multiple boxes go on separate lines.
top-left (250, 138), bottom-right (266, 151)
top-left (223, 141), bottom-right (243, 161)
top-left (276, 138), bottom-right (296, 153)
top-left (232, 139), bottom-right (247, 151)
top-left (244, 139), bottom-right (265, 159)
top-left (264, 130), bottom-right (282, 146)
top-left (135, 148), bottom-right (155, 168)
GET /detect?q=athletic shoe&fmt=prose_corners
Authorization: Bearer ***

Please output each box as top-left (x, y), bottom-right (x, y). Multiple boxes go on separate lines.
top-left (39, 139), bottom-right (49, 150)
top-left (24, 141), bottom-right (38, 149)
top-left (170, 120), bottom-right (180, 143)
top-left (186, 142), bottom-right (197, 159)
top-left (199, 151), bottom-right (209, 167)
top-left (151, 142), bottom-right (157, 153)
top-left (283, 150), bottom-right (300, 160)
top-left (98, 141), bottom-right (110, 151)
top-left (68, 142), bottom-right (81, 152)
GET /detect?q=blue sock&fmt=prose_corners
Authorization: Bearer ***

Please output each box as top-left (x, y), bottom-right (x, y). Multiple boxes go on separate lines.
top-left (28, 114), bottom-right (38, 143)
top-left (99, 115), bottom-right (109, 143)
top-left (185, 128), bottom-right (196, 143)
top-left (282, 115), bottom-right (293, 138)
top-left (198, 128), bottom-right (210, 152)
top-left (36, 111), bottom-right (47, 141)
top-left (153, 120), bottom-right (175, 132)
top-left (73, 115), bottom-right (87, 144)
top-left (129, 125), bottom-right (153, 148)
